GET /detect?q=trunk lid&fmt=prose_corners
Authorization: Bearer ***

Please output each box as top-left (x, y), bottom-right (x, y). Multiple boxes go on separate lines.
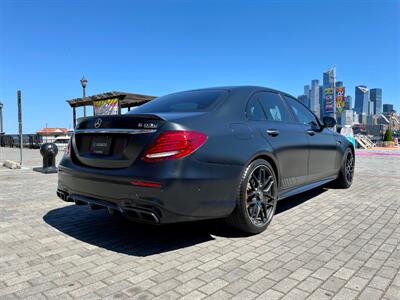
top-left (72, 114), bottom-right (165, 169)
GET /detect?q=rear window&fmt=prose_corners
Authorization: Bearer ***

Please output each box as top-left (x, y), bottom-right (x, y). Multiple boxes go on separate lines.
top-left (129, 90), bottom-right (226, 113)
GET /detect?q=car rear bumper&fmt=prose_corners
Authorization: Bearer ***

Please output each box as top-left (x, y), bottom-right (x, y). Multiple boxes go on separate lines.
top-left (57, 159), bottom-right (243, 224)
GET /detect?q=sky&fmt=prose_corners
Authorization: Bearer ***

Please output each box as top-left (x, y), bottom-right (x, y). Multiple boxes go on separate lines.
top-left (1, 0), bottom-right (399, 133)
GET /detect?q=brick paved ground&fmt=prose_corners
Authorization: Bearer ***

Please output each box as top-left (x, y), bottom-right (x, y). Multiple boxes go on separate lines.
top-left (1, 148), bottom-right (399, 299)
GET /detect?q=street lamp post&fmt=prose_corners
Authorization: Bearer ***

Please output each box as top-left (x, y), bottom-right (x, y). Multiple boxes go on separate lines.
top-left (80, 76), bottom-right (88, 117)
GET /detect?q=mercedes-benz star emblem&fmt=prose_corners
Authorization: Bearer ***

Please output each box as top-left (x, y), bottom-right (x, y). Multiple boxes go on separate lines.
top-left (94, 118), bottom-right (102, 128)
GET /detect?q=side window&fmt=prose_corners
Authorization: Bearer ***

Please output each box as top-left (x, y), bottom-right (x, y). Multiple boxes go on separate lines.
top-left (283, 96), bottom-right (319, 127)
top-left (246, 97), bottom-right (266, 121)
top-left (257, 92), bottom-right (291, 122)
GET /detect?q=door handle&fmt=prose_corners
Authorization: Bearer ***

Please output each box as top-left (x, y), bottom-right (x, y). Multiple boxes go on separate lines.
top-left (266, 129), bottom-right (280, 136)
top-left (307, 130), bottom-right (315, 136)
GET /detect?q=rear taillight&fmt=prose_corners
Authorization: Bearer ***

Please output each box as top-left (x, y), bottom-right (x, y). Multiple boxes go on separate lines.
top-left (142, 130), bottom-right (208, 162)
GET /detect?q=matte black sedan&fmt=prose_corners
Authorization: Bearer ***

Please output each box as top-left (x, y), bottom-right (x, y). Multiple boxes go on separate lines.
top-left (57, 86), bottom-right (355, 234)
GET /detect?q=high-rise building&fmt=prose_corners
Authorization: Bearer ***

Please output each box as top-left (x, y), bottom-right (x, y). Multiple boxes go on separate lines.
top-left (304, 85), bottom-right (310, 97)
top-left (383, 104), bottom-right (394, 113)
top-left (354, 86), bottom-right (369, 120)
top-left (323, 68), bottom-right (336, 87)
top-left (336, 81), bottom-right (344, 87)
top-left (319, 86), bottom-right (324, 117)
top-left (297, 85), bottom-right (310, 107)
top-left (339, 110), bottom-right (354, 126)
top-left (309, 80), bottom-right (320, 117)
top-left (344, 96), bottom-right (352, 110)
top-left (370, 88), bottom-right (382, 115)
top-left (297, 95), bottom-right (308, 106)
top-left (368, 101), bottom-right (374, 116)
top-left (322, 67), bottom-right (336, 117)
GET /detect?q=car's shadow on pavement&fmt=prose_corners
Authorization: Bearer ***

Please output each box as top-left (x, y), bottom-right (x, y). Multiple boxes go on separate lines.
top-left (43, 187), bottom-right (327, 257)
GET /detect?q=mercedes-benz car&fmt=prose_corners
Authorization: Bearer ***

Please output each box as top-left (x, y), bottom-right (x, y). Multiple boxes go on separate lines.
top-left (57, 86), bottom-right (355, 234)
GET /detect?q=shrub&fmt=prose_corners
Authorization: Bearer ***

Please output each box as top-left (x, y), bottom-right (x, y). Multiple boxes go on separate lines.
top-left (383, 128), bottom-right (393, 142)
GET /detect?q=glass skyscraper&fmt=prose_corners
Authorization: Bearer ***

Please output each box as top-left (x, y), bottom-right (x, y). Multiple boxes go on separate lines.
top-left (383, 104), bottom-right (394, 113)
top-left (344, 96), bottom-right (352, 110)
top-left (322, 67), bottom-right (336, 117)
top-left (297, 95), bottom-right (309, 106)
top-left (369, 88), bottom-right (382, 115)
top-left (309, 80), bottom-right (320, 118)
top-left (354, 85), bottom-right (369, 116)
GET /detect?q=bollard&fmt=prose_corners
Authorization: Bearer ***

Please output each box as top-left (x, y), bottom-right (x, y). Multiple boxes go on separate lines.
top-left (33, 143), bottom-right (58, 174)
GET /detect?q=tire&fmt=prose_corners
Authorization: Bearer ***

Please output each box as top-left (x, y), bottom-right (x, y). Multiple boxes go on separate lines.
top-left (226, 159), bottom-right (278, 234)
top-left (332, 148), bottom-right (354, 189)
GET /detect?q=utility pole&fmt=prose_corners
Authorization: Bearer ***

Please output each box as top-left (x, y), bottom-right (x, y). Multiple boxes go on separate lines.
top-left (17, 90), bottom-right (23, 165)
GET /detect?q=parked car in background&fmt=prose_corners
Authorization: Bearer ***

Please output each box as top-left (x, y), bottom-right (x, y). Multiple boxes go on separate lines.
top-left (57, 86), bottom-right (355, 234)
top-left (0, 134), bottom-right (41, 148)
top-left (54, 135), bottom-right (71, 151)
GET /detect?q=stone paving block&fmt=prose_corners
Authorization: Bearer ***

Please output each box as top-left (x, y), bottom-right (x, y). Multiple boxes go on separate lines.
top-left (297, 277), bottom-right (323, 293)
top-left (231, 289), bottom-right (258, 300)
top-left (180, 289), bottom-right (207, 300)
top-left (281, 288), bottom-right (309, 300)
top-left (358, 287), bottom-right (384, 300)
top-left (344, 276), bottom-right (369, 291)
top-left (68, 281), bottom-right (106, 298)
top-left (289, 268), bottom-right (313, 281)
top-left (272, 277), bottom-right (299, 294)
top-left (198, 278), bottom-right (229, 295)
top-left (223, 278), bottom-right (252, 295)
top-left (256, 289), bottom-right (284, 300)
top-left (175, 278), bottom-right (205, 295)
top-left (332, 287), bottom-right (359, 300)
top-left (248, 278), bottom-right (277, 294)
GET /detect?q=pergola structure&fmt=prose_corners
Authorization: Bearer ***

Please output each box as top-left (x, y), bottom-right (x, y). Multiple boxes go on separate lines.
top-left (66, 91), bottom-right (156, 127)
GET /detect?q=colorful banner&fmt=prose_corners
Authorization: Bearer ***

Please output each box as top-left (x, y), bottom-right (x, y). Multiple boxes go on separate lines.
top-left (93, 98), bottom-right (119, 116)
top-left (324, 88), bottom-right (334, 113)
top-left (335, 87), bottom-right (345, 113)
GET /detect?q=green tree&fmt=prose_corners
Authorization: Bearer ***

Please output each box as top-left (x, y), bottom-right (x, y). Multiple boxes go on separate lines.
top-left (383, 128), bottom-right (393, 142)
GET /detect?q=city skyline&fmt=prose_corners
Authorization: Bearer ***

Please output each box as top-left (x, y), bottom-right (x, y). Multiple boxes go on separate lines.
top-left (297, 66), bottom-right (399, 127)
top-left (1, 0), bottom-right (399, 133)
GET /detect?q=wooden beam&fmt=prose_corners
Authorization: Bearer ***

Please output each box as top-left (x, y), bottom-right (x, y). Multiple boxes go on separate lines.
top-left (73, 107), bottom-right (76, 128)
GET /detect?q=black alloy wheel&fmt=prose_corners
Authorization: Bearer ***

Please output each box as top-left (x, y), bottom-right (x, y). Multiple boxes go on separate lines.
top-left (227, 159), bottom-right (278, 234)
top-left (344, 150), bottom-right (354, 184)
top-left (246, 165), bottom-right (276, 227)
top-left (332, 148), bottom-right (355, 189)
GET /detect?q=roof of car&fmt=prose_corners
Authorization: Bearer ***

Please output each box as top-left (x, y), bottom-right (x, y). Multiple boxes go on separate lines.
top-left (181, 85), bottom-right (297, 98)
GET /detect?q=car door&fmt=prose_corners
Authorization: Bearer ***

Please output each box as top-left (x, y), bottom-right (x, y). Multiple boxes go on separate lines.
top-left (282, 95), bottom-right (338, 182)
top-left (247, 91), bottom-right (309, 190)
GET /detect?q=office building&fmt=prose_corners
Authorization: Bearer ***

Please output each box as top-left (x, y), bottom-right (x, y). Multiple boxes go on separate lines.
top-left (383, 104), bottom-right (394, 113)
top-left (370, 88), bottom-right (382, 115)
top-left (339, 110), bottom-right (354, 126)
top-left (322, 67), bottom-right (336, 117)
top-left (309, 80), bottom-right (320, 117)
top-left (304, 85), bottom-right (310, 98)
top-left (344, 96), bottom-right (352, 110)
top-left (298, 95), bottom-right (309, 106)
top-left (354, 86), bottom-right (369, 122)
top-left (336, 81), bottom-right (344, 87)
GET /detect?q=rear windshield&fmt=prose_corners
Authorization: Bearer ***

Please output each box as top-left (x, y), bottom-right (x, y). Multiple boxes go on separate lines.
top-left (129, 90), bottom-right (226, 113)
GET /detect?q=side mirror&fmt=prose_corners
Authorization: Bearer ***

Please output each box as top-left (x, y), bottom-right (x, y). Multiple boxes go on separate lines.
top-left (322, 116), bottom-right (336, 128)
